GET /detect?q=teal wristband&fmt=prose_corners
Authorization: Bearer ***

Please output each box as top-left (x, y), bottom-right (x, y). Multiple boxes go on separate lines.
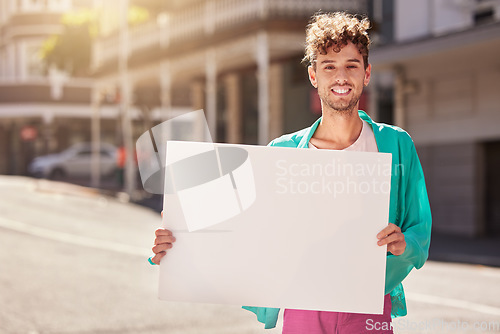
top-left (148, 256), bottom-right (157, 265)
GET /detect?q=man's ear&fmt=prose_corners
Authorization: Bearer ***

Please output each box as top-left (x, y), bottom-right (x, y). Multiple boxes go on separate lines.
top-left (308, 65), bottom-right (317, 88)
top-left (364, 64), bottom-right (372, 87)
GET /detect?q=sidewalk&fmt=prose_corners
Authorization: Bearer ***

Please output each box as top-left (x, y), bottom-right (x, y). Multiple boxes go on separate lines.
top-left (428, 232), bottom-right (500, 267)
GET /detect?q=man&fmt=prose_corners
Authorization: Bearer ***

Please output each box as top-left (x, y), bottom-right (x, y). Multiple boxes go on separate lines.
top-left (151, 12), bottom-right (431, 333)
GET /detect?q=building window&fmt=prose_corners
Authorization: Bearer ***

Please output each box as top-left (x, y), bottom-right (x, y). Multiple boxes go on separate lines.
top-left (20, 0), bottom-right (69, 12)
top-left (484, 141), bottom-right (500, 236)
top-left (26, 44), bottom-right (45, 78)
top-left (367, 0), bottom-right (394, 45)
top-left (22, 0), bottom-right (45, 12)
top-left (474, 0), bottom-right (496, 25)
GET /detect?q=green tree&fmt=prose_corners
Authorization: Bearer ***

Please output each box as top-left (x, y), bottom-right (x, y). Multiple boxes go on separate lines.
top-left (40, 7), bottom-right (149, 77)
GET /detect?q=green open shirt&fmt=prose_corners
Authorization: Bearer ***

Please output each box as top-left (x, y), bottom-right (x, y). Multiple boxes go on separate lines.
top-left (242, 110), bottom-right (432, 329)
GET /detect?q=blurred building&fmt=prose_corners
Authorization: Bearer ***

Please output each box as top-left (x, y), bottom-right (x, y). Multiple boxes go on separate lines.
top-left (3, 0), bottom-right (498, 239)
top-left (370, 0), bottom-right (500, 237)
top-left (91, 0), bottom-right (369, 147)
top-left (0, 0), bottom-right (95, 175)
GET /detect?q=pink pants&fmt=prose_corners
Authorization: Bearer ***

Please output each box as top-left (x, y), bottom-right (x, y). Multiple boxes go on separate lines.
top-left (282, 294), bottom-right (393, 334)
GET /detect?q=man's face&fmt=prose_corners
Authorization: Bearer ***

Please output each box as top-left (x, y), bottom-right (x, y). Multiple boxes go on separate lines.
top-left (308, 42), bottom-right (371, 116)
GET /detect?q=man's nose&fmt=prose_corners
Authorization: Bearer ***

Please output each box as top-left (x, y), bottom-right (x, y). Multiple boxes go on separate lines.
top-left (335, 68), bottom-right (348, 84)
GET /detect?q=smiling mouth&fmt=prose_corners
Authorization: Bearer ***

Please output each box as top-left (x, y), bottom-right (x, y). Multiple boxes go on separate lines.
top-left (331, 87), bottom-right (352, 95)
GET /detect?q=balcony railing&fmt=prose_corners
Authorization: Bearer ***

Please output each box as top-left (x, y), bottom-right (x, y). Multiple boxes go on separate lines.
top-left (92, 0), bottom-right (367, 70)
top-left (11, 0), bottom-right (71, 14)
top-left (0, 0), bottom-right (72, 26)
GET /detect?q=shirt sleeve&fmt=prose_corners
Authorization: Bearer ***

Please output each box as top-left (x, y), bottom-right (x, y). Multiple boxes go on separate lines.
top-left (241, 306), bottom-right (280, 329)
top-left (385, 138), bottom-right (432, 295)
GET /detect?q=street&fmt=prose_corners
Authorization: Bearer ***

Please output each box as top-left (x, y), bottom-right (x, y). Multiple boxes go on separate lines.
top-left (0, 176), bottom-right (499, 334)
top-left (392, 261), bottom-right (500, 333)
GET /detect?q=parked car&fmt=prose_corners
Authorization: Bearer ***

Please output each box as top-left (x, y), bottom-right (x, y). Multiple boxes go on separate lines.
top-left (29, 143), bottom-right (118, 180)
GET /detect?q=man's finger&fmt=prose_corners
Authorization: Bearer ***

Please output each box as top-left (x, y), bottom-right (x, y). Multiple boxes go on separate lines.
top-left (154, 235), bottom-right (176, 245)
top-left (152, 243), bottom-right (173, 254)
top-left (151, 252), bottom-right (166, 265)
top-left (377, 232), bottom-right (402, 246)
top-left (155, 228), bottom-right (173, 237)
top-left (377, 223), bottom-right (400, 239)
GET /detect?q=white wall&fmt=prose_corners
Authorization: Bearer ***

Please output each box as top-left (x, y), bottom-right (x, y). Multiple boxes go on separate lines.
top-left (401, 40), bottom-right (500, 146)
top-left (395, 0), bottom-right (431, 42)
top-left (395, 0), bottom-right (475, 42)
top-left (398, 37), bottom-right (500, 237)
top-left (432, 0), bottom-right (473, 35)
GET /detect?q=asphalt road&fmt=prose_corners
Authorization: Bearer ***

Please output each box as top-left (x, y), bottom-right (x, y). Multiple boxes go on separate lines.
top-left (0, 176), bottom-right (499, 334)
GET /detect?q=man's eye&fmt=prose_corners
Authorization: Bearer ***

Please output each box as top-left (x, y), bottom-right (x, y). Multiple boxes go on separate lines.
top-left (325, 66), bottom-right (334, 70)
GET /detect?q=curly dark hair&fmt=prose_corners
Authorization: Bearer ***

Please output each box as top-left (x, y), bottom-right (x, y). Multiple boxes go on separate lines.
top-left (303, 12), bottom-right (371, 69)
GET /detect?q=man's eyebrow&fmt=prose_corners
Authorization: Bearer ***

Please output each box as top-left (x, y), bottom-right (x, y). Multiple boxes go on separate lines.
top-left (319, 59), bottom-right (362, 64)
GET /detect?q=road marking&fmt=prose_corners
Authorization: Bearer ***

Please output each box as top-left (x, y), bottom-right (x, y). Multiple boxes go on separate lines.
top-left (408, 292), bottom-right (500, 316)
top-left (0, 216), bottom-right (150, 257)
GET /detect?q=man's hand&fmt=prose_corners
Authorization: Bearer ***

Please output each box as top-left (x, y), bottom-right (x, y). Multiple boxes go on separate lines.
top-left (151, 211), bottom-right (176, 265)
top-left (377, 223), bottom-right (406, 256)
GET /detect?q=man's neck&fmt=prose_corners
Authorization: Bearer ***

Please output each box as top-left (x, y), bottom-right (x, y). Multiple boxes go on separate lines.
top-left (310, 108), bottom-right (363, 150)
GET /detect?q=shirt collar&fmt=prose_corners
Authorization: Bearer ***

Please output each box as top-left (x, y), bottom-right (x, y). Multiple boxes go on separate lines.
top-left (298, 110), bottom-right (374, 149)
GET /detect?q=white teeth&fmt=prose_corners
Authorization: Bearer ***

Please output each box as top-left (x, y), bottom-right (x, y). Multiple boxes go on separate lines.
top-left (333, 88), bottom-right (349, 94)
